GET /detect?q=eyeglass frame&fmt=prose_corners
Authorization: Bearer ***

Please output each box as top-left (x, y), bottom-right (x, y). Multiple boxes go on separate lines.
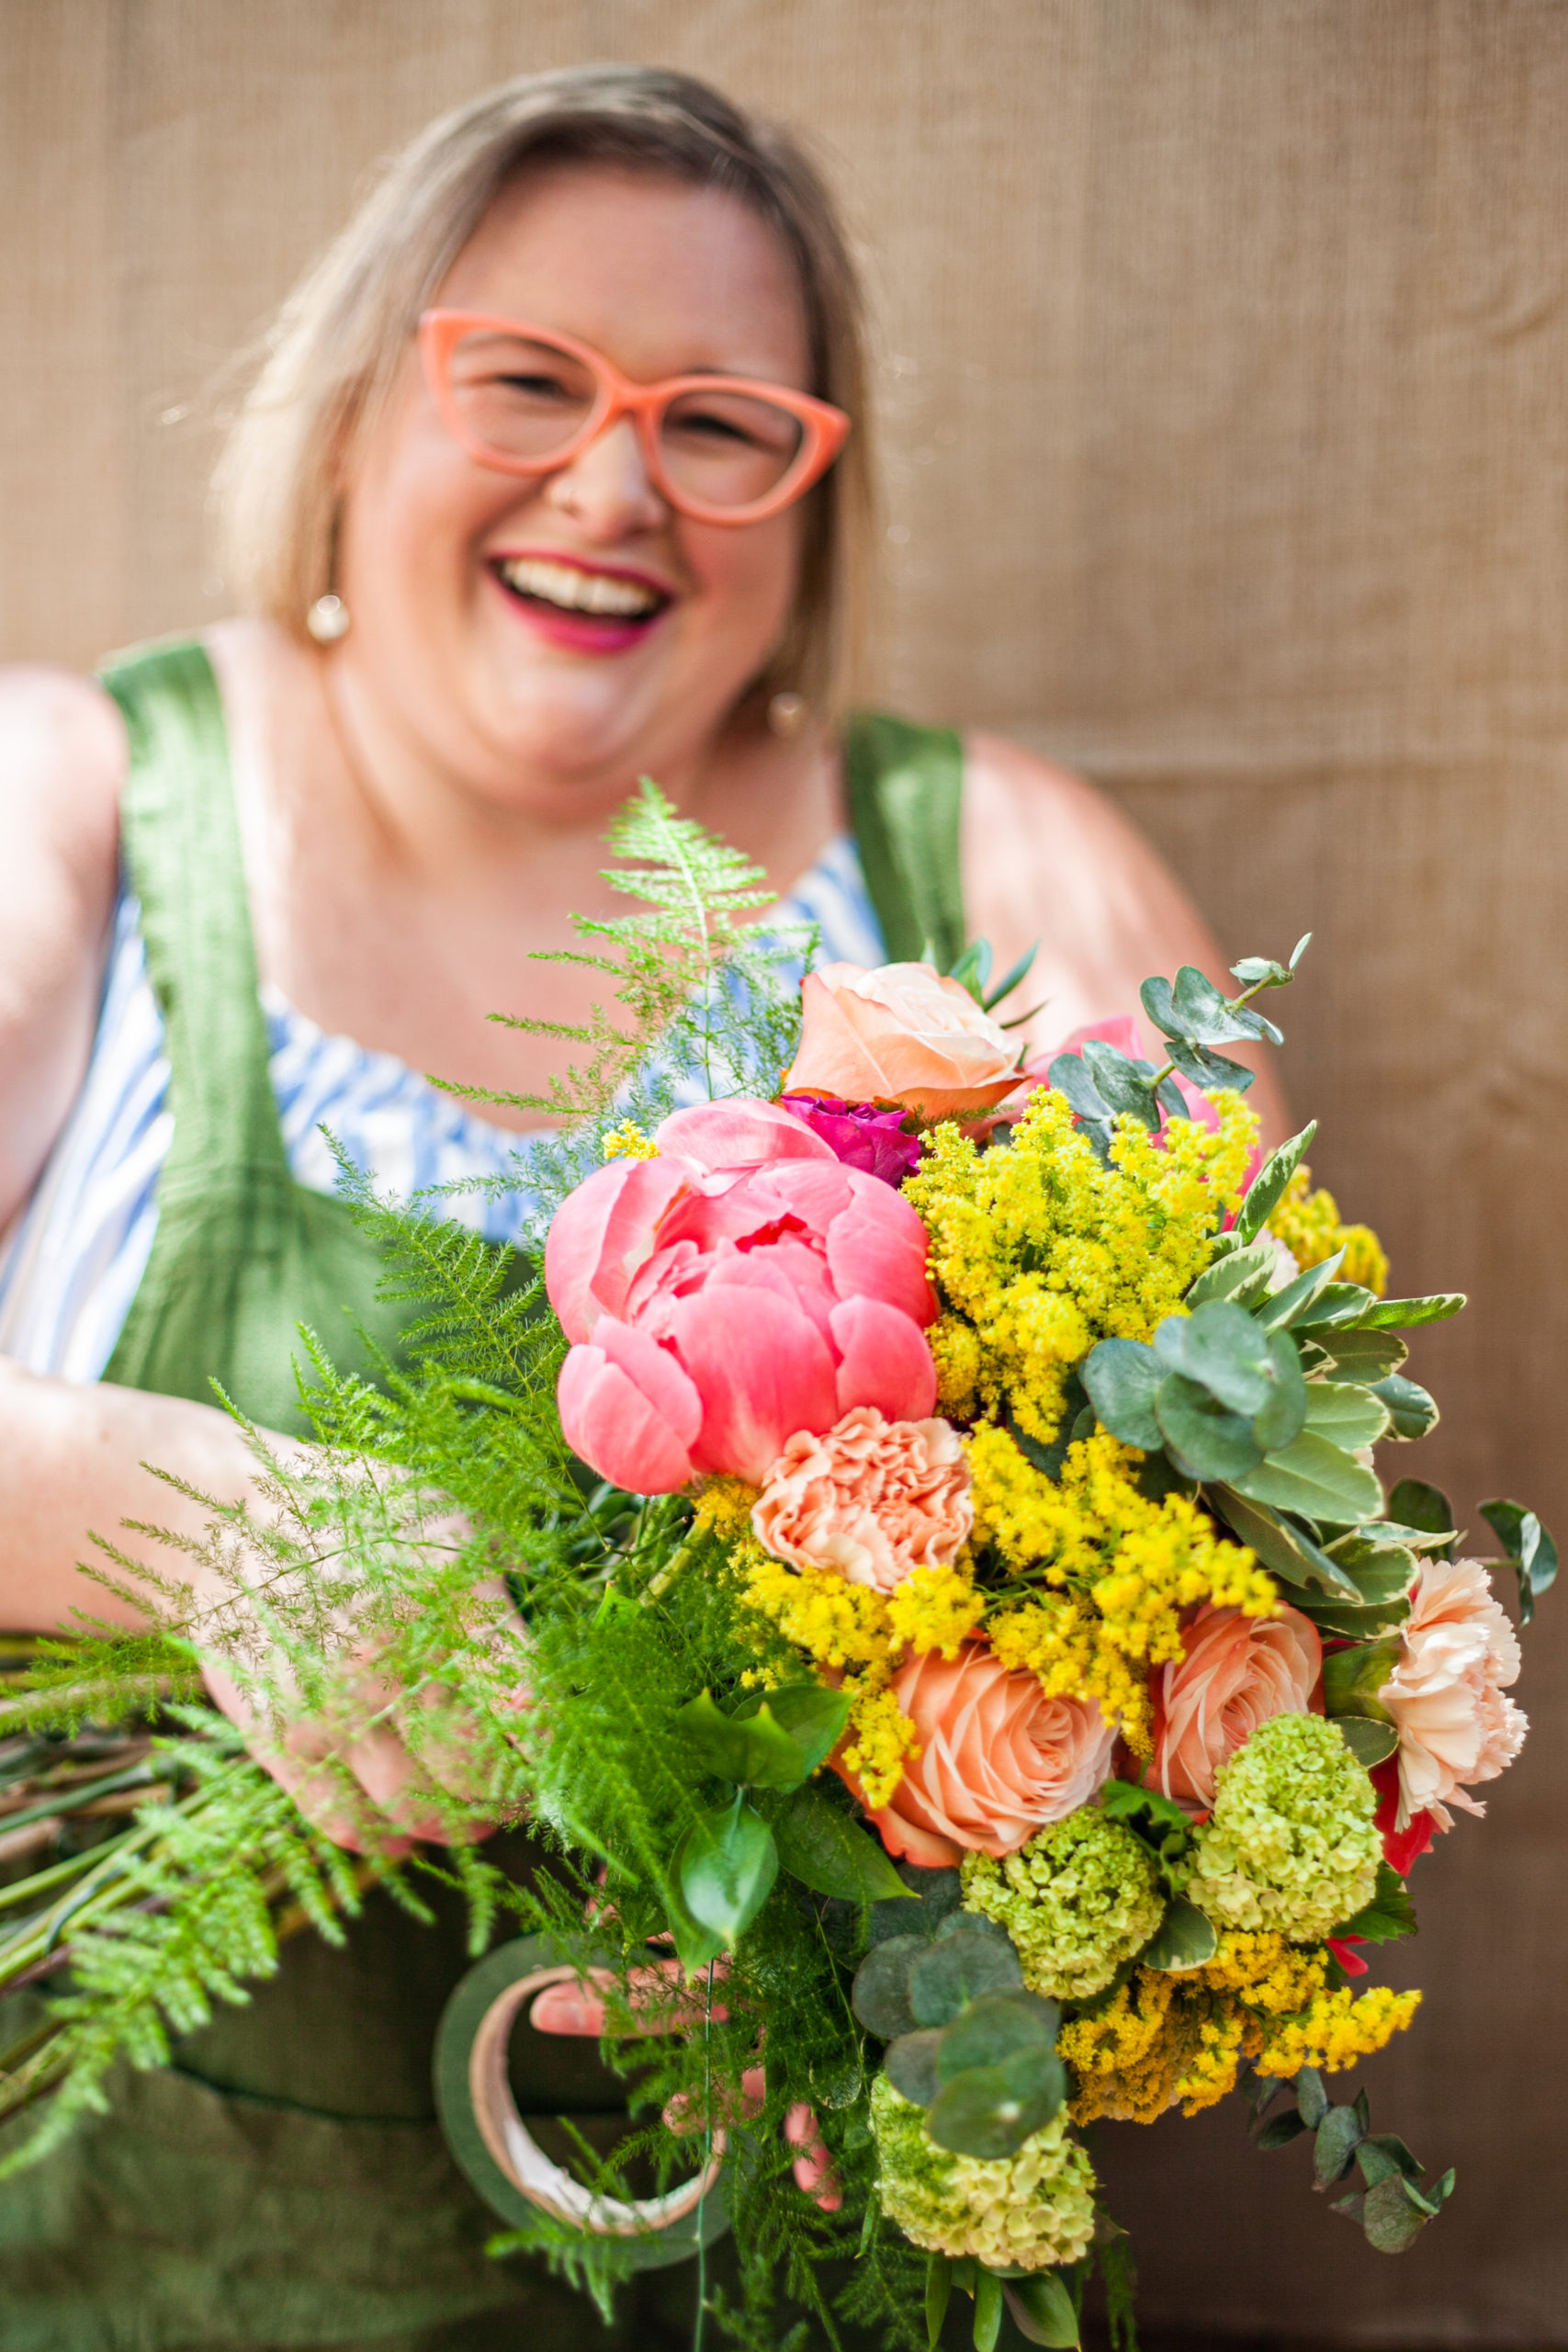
top-left (418, 309), bottom-right (852, 527)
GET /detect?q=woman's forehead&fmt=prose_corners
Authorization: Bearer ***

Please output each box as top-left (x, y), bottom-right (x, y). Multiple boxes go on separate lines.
top-left (436, 162), bottom-right (812, 388)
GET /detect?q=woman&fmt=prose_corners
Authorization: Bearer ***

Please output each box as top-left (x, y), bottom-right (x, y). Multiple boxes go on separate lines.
top-left (0, 64), bottom-right (1284, 2349)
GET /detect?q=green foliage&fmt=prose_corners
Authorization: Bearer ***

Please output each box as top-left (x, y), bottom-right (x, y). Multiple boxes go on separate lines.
top-left (1251, 2065), bottom-right (1454, 2256)
top-left (1480, 1497), bottom-right (1561, 1626)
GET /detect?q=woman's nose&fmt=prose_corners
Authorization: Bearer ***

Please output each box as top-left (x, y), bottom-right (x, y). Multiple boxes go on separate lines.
top-left (544, 413), bottom-right (667, 537)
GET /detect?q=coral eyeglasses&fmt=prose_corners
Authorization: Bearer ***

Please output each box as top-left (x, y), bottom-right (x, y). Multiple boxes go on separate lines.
top-left (420, 311), bottom-right (851, 526)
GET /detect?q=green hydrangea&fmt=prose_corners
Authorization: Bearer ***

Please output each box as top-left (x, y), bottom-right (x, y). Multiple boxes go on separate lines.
top-left (870, 2075), bottom-right (1096, 2272)
top-left (960, 1807), bottom-right (1166, 2000)
top-left (1184, 1711), bottom-right (1379, 1941)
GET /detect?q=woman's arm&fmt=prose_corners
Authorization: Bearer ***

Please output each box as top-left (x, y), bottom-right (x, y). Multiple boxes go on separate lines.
top-left (961, 732), bottom-right (1292, 1148)
top-left (0, 666), bottom-right (126, 1230)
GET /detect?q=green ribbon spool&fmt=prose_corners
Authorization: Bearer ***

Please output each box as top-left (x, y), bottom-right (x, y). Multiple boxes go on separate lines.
top-left (433, 1933), bottom-right (729, 2271)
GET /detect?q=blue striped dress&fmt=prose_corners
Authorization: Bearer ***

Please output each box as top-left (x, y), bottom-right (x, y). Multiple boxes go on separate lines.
top-left (0, 834), bottom-right (886, 1385)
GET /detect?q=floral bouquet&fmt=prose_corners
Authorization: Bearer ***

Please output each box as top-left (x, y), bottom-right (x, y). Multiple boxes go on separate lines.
top-left (0, 787), bottom-right (1554, 2352)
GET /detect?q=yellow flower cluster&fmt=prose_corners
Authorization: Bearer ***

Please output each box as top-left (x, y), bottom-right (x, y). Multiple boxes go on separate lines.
top-left (1061, 1933), bottom-right (1420, 2124)
top-left (839, 1685), bottom-right (923, 1810)
top-left (886, 1560), bottom-right (981, 1660)
top-left (1267, 1165), bottom-right (1388, 1296)
top-left (733, 1544), bottom-right (918, 1808)
top-left (969, 1427), bottom-right (1275, 1747)
top-left (693, 1477), bottom-right (761, 1542)
top-left (601, 1118), bottom-right (660, 1160)
top-left (906, 1086), bottom-right (1258, 1445)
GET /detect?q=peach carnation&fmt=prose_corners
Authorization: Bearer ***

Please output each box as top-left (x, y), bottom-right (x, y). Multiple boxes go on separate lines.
top-left (784, 960), bottom-right (1022, 1120)
top-left (1378, 1556), bottom-right (1527, 1832)
top-left (1150, 1601), bottom-right (1322, 1813)
top-left (849, 1642), bottom-right (1116, 1865)
top-left (751, 1407), bottom-right (972, 1592)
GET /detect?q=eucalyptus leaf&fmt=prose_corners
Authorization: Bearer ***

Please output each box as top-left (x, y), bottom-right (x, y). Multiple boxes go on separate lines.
top-left (773, 1782), bottom-right (913, 1903)
top-left (1230, 954), bottom-right (1292, 988)
top-left (852, 1935), bottom-right (928, 2038)
top-left (1371, 1374), bottom-right (1439, 1442)
top-left (1252, 1330), bottom-right (1309, 1452)
top-left (1356, 2133), bottom-right (1424, 2188)
top-left (1081, 1338), bottom-right (1166, 1451)
top-left (1139, 1898), bottom-right (1217, 1973)
top-left (1257, 2110), bottom-right (1310, 2149)
top-left (937, 1990), bottom-right (1059, 2078)
top-left (1234, 1121), bottom-right (1317, 1243)
top-left (1332, 1716), bottom-right (1400, 1769)
top-left (1164, 1035), bottom-right (1256, 1093)
top-left (734, 1681), bottom-right (853, 1776)
top-left (1170, 962), bottom-right (1282, 1046)
top-left (885, 2029), bottom-right (944, 2108)
top-left (1080, 1040), bottom-right (1160, 1130)
top-left (1314, 2103), bottom-right (1365, 2187)
top-left (1156, 1374), bottom-right (1265, 1482)
top-left (1154, 1301), bottom-right (1274, 1414)
top-left (1480, 1498), bottom-right (1560, 1625)
top-left (1232, 1432), bottom-right (1382, 1525)
top-left (926, 2044), bottom-right (1065, 2159)
top-left (1302, 1382), bottom-right (1392, 1450)
top-left (1303, 1326), bottom-right (1409, 1382)
top-left (1360, 2173), bottom-right (1429, 2252)
top-left (676, 1795), bottom-right (779, 1945)
top-left (1253, 1249), bottom-right (1347, 1332)
top-left (1295, 2067), bottom-right (1329, 2129)
top-left (1047, 1052), bottom-right (1111, 1123)
top-left (1001, 2272), bottom-right (1081, 2347)
top-left (910, 1930), bottom-right (1024, 2027)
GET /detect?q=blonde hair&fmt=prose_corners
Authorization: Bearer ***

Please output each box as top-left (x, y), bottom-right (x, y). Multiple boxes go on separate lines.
top-left (215, 64), bottom-right (874, 713)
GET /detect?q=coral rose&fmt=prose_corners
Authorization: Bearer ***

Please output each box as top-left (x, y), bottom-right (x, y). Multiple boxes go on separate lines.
top-left (784, 961), bottom-right (1023, 1120)
top-left (851, 1643), bottom-right (1116, 1864)
top-left (751, 1407), bottom-right (972, 1592)
top-left (546, 1098), bottom-right (938, 1493)
top-left (1378, 1556), bottom-right (1527, 1832)
top-left (1149, 1602), bottom-right (1322, 1813)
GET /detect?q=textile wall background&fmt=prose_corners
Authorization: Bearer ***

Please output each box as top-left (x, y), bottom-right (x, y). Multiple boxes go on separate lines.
top-left (4, 1), bottom-right (1565, 2340)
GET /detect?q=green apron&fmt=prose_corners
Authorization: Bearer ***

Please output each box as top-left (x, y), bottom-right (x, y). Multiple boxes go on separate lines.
top-left (0, 641), bottom-right (965, 2350)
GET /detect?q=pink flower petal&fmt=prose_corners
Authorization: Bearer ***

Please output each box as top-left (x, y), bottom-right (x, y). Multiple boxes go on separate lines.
top-left (829, 1298), bottom-right (938, 1421)
top-left (545, 1155), bottom-right (693, 1340)
top-left (669, 1286), bottom-right (840, 1483)
top-left (654, 1097), bottom-right (838, 1170)
top-left (825, 1176), bottom-right (936, 1329)
top-left (558, 1339), bottom-right (699, 1494)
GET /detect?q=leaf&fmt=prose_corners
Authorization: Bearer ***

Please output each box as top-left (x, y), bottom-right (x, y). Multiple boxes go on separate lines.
top-left (1371, 1374), bottom-right (1440, 1442)
top-left (1186, 1237), bottom-right (1283, 1309)
top-left (947, 939), bottom-right (992, 1001)
top-left (676, 1795), bottom-right (779, 1945)
top-left (663, 1881), bottom-right (728, 1973)
top-left (1154, 1301), bottom-right (1274, 1414)
top-left (1047, 1052), bottom-right (1112, 1124)
top-left (1164, 1035), bottom-right (1256, 1093)
top-left (1002, 2272), bottom-right (1081, 2347)
top-left (1139, 1898), bottom-right (1217, 1973)
top-left (852, 1935), bottom-right (927, 2038)
top-left (926, 2044), bottom-right (1066, 2159)
top-left (972, 2268), bottom-right (1005, 2352)
top-left (1252, 1330), bottom-right (1309, 1452)
top-left (1230, 955), bottom-right (1293, 989)
top-left (1332, 1716), bottom-right (1400, 1769)
top-left (1211, 1487), bottom-right (1362, 1598)
top-left (1257, 2109), bottom-right (1310, 2149)
top-left (1295, 2066), bottom-right (1329, 2128)
top-left (869, 1863), bottom-right (964, 1947)
top-left (1232, 1432), bottom-right (1382, 1525)
top-left (1081, 1339), bottom-right (1167, 1452)
top-left (886, 2029), bottom-right (945, 2107)
top-left (1359, 1294), bottom-right (1466, 1330)
top-left (926, 2253), bottom-right (953, 2351)
top-left (1253, 1248), bottom-right (1348, 1333)
top-left (773, 1782), bottom-right (912, 1902)
top-left (1322, 1637), bottom-right (1401, 1721)
top-left (1303, 1281), bottom-right (1382, 1329)
top-left (675, 1688), bottom-right (810, 1791)
top-left (1170, 962), bottom-right (1282, 1047)
top-left (937, 1990), bottom-right (1059, 2077)
top-left (909, 1929), bottom-right (1024, 2026)
top-left (734, 1681), bottom-right (853, 1777)
top-left (1303, 1327), bottom-right (1409, 1382)
top-left (1361, 2172), bottom-right (1430, 2252)
top-left (1156, 1374), bottom-right (1264, 1482)
top-left (1234, 1121), bottom-right (1318, 1243)
top-left (1388, 1479), bottom-right (1457, 1560)
top-left (1291, 930), bottom-right (1313, 968)
top-left (1302, 1382), bottom-right (1392, 1450)
top-left (1480, 1498), bottom-right (1560, 1626)
top-left (1314, 2103), bottom-right (1365, 2187)
top-left (1100, 1778), bottom-right (1196, 1852)
top-left (982, 940), bottom-right (1039, 1014)
top-left (1080, 1040), bottom-right (1161, 1131)
top-left (1323, 1536), bottom-right (1418, 1605)
top-left (1356, 2132), bottom-right (1424, 2188)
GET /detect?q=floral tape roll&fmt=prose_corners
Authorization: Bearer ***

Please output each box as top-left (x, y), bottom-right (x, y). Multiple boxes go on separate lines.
top-left (433, 1934), bottom-right (729, 2270)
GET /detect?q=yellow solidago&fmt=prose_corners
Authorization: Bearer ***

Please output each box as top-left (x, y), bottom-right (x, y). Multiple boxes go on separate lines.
top-left (988, 1594), bottom-right (1155, 1756)
top-left (601, 1119), bottom-right (660, 1160)
top-left (929, 1314), bottom-right (982, 1420)
top-left (693, 1477), bottom-right (761, 1542)
top-left (968, 1427), bottom-right (1275, 1745)
top-left (906, 1085), bottom-right (1257, 1444)
top-left (1268, 1164), bottom-right (1388, 1296)
top-left (886, 1560), bottom-right (981, 1660)
top-left (839, 1685), bottom-right (921, 1810)
top-left (1255, 1984), bottom-right (1421, 2078)
top-left (737, 1548), bottom-right (890, 1674)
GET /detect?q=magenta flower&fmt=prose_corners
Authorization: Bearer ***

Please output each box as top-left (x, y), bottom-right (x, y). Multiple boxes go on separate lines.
top-left (779, 1093), bottom-right (922, 1186)
top-left (546, 1099), bottom-right (938, 1493)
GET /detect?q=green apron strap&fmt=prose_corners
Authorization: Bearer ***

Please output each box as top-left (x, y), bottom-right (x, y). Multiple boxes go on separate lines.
top-left (97, 638), bottom-right (287, 1185)
top-left (842, 711), bottom-right (966, 969)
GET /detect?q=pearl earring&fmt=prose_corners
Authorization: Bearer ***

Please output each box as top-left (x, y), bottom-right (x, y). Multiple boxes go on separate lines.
top-left (307, 593), bottom-right (351, 644)
top-left (767, 690), bottom-right (807, 740)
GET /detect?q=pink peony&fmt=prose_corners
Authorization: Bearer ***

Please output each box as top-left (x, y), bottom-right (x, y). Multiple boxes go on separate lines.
top-left (849, 1642), bottom-right (1116, 1864)
top-left (751, 1407), bottom-right (973, 1593)
top-left (784, 961), bottom-right (1023, 1120)
top-left (1378, 1557), bottom-right (1527, 1832)
top-left (546, 1098), bottom-right (937, 1493)
top-left (778, 1094), bottom-right (923, 1185)
top-left (1149, 1602), bottom-right (1322, 1813)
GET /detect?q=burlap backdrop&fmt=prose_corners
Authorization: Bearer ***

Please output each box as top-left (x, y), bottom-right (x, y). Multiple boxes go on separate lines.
top-left (5, 2), bottom-right (1566, 2340)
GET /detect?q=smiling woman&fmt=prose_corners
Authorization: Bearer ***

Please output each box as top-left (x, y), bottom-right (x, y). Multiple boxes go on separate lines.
top-left (0, 60), bottom-right (1283, 2352)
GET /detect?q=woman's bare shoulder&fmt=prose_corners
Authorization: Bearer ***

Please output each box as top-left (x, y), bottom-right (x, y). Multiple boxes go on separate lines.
top-left (0, 663), bottom-right (127, 843)
top-left (960, 729), bottom-right (1290, 1141)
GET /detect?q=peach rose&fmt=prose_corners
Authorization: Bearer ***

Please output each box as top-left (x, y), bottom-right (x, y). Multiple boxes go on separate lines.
top-left (752, 1407), bottom-right (972, 1593)
top-left (850, 1642), bottom-right (1116, 1864)
top-left (784, 960), bottom-right (1023, 1119)
top-left (1150, 1602), bottom-right (1322, 1813)
top-left (1379, 1557), bottom-right (1527, 1832)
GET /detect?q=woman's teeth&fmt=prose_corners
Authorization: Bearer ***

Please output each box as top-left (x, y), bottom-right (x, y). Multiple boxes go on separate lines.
top-left (496, 556), bottom-right (663, 618)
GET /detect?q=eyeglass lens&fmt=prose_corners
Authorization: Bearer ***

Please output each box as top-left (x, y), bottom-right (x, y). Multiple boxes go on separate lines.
top-left (445, 330), bottom-right (807, 507)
